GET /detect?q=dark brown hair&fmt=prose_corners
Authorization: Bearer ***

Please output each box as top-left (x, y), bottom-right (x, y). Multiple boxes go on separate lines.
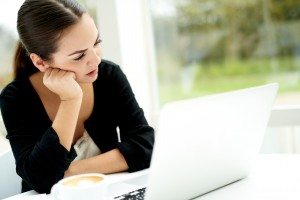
top-left (14, 0), bottom-right (86, 79)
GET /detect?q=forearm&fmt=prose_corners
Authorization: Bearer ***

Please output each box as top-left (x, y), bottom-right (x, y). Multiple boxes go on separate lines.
top-left (52, 98), bottom-right (82, 151)
top-left (65, 148), bottom-right (129, 177)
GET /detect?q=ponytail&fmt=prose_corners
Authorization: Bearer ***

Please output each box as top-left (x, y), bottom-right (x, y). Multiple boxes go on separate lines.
top-left (13, 41), bottom-right (37, 79)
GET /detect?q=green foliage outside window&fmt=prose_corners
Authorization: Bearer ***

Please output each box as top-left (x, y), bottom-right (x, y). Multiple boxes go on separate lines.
top-left (152, 0), bottom-right (300, 104)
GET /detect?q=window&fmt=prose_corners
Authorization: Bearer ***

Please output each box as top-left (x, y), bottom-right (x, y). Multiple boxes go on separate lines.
top-left (150, 0), bottom-right (300, 106)
top-left (0, 0), bottom-right (23, 89)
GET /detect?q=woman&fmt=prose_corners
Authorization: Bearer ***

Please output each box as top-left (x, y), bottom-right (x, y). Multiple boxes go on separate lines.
top-left (0, 0), bottom-right (154, 194)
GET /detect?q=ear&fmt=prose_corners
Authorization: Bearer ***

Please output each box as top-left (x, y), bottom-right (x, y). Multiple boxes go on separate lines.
top-left (29, 53), bottom-right (50, 72)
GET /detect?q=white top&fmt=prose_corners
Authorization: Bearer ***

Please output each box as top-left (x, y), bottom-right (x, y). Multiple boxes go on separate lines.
top-left (73, 130), bottom-right (101, 161)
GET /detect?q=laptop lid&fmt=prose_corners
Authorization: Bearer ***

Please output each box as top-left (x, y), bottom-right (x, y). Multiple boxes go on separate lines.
top-left (145, 83), bottom-right (278, 200)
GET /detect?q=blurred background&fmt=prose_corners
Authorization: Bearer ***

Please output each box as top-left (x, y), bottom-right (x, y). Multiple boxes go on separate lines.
top-left (0, 0), bottom-right (299, 153)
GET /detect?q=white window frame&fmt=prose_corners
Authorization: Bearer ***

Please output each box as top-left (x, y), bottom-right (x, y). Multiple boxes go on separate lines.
top-left (96, 0), bottom-right (160, 127)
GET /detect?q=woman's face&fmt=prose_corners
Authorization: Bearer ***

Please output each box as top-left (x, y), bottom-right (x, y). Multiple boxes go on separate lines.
top-left (49, 13), bottom-right (102, 83)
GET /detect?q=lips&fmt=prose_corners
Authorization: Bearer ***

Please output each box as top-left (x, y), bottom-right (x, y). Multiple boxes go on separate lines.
top-left (87, 70), bottom-right (95, 75)
top-left (86, 68), bottom-right (98, 76)
top-left (86, 68), bottom-right (98, 77)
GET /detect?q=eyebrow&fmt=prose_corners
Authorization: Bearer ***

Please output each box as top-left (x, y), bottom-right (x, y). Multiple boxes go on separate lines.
top-left (67, 33), bottom-right (100, 56)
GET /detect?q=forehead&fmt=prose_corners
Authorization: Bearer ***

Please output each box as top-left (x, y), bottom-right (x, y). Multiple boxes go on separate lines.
top-left (56, 13), bottom-right (98, 54)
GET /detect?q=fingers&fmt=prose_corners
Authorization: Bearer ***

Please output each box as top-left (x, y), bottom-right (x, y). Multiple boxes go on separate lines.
top-left (43, 67), bottom-right (52, 79)
top-left (42, 67), bottom-right (82, 100)
top-left (66, 71), bottom-right (76, 80)
top-left (44, 68), bottom-right (76, 80)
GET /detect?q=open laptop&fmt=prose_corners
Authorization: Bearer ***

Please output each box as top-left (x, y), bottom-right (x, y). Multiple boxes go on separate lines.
top-left (111, 83), bottom-right (278, 200)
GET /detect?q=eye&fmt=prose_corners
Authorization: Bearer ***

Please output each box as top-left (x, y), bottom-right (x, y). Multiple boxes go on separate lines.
top-left (74, 53), bottom-right (86, 61)
top-left (94, 39), bottom-right (102, 46)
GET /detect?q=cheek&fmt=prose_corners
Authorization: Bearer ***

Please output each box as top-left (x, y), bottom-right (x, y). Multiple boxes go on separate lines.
top-left (70, 65), bottom-right (84, 75)
top-left (59, 63), bottom-right (81, 75)
top-left (74, 64), bottom-right (91, 77)
top-left (52, 58), bottom-right (85, 76)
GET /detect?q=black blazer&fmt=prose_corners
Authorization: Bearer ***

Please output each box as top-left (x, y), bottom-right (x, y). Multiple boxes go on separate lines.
top-left (0, 60), bottom-right (155, 193)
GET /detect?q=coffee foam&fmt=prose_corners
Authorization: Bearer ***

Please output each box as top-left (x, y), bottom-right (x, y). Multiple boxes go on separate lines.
top-left (63, 176), bottom-right (103, 187)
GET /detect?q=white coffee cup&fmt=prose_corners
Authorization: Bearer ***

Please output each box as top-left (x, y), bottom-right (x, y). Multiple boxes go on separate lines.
top-left (50, 173), bottom-right (108, 200)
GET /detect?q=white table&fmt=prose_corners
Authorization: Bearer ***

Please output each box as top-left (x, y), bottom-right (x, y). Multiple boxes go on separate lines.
top-left (4, 154), bottom-right (300, 200)
top-left (3, 169), bottom-right (149, 200)
top-left (194, 154), bottom-right (300, 200)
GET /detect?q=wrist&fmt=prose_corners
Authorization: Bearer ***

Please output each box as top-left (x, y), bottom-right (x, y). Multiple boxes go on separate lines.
top-left (64, 162), bottom-right (78, 178)
top-left (60, 94), bottom-right (83, 102)
top-left (73, 160), bottom-right (84, 175)
top-left (60, 96), bottom-right (82, 105)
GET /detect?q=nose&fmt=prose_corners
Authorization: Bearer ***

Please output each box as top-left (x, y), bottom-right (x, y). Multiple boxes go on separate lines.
top-left (88, 48), bottom-right (101, 67)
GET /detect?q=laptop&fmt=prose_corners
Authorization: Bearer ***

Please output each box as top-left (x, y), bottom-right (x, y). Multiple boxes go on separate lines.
top-left (112, 83), bottom-right (278, 200)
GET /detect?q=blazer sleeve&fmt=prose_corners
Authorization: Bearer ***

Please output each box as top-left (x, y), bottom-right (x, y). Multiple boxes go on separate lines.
top-left (111, 65), bottom-right (155, 172)
top-left (0, 84), bottom-right (77, 194)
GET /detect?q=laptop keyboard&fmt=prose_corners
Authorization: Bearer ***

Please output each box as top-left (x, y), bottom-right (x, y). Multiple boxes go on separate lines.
top-left (114, 187), bottom-right (147, 200)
